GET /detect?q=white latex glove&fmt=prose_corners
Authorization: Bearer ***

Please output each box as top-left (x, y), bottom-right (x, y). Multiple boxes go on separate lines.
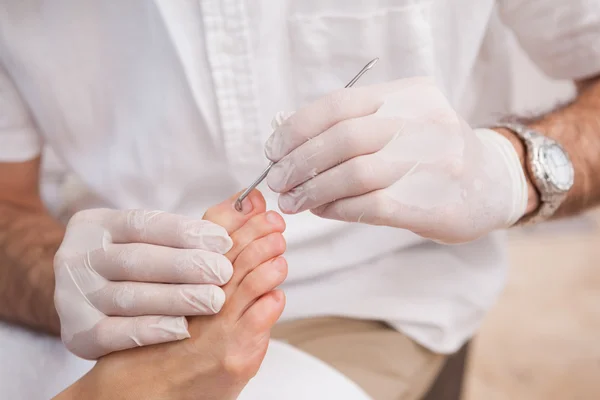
top-left (264, 77), bottom-right (528, 244)
top-left (54, 209), bottom-right (233, 360)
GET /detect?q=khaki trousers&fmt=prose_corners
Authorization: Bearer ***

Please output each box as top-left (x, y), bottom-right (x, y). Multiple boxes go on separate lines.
top-left (271, 317), bottom-right (447, 400)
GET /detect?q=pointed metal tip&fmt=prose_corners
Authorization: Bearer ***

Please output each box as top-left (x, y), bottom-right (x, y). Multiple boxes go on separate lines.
top-left (234, 199), bottom-right (243, 212)
top-left (236, 58), bottom-right (381, 205)
top-left (366, 58), bottom-right (379, 70)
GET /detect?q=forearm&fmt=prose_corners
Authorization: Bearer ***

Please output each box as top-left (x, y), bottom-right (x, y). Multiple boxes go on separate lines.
top-left (0, 201), bottom-right (64, 334)
top-left (496, 76), bottom-right (600, 220)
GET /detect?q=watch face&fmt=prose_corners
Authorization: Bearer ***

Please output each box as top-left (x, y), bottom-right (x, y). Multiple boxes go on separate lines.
top-left (540, 143), bottom-right (574, 191)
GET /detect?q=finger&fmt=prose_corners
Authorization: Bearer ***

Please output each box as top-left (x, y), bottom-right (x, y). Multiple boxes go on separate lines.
top-left (227, 232), bottom-right (286, 291)
top-left (264, 87), bottom-right (380, 162)
top-left (310, 189), bottom-right (397, 226)
top-left (90, 243), bottom-right (233, 285)
top-left (203, 189), bottom-right (267, 234)
top-left (274, 109), bottom-right (467, 214)
top-left (311, 172), bottom-right (464, 239)
top-left (69, 316), bottom-right (190, 360)
top-left (66, 209), bottom-right (233, 253)
top-left (88, 282), bottom-right (226, 317)
top-left (227, 257), bottom-right (288, 318)
top-left (312, 187), bottom-right (437, 230)
top-left (277, 152), bottom-right (410, 214)
top-left (226, 211), bottom-right (286, 263)
top-left (264, 78), bottom-right (427, 161)
top-left (267, 115), bottom-right (402, 193)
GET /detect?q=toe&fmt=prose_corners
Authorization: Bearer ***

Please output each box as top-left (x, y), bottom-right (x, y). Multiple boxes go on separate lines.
top-left (219, 290), bottom-right (285, 378)
top-left (226, 211), bottom-right (286, 263)
top-left (225, 257), bottom-right (288, 318)
top-left (202, 189), bottom-right (267, 234)
top-left (226, 232), bottom-right (286, 292)
top-left (238, 290), bottom-right (286, 336)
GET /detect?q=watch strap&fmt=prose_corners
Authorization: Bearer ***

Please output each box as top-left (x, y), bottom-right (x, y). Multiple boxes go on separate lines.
top-left (493, 122), bottom-right (570, 225)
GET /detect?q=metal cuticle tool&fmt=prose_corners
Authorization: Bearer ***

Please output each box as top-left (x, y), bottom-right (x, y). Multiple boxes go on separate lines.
top-left (234, 57), bottom-right (380, 212)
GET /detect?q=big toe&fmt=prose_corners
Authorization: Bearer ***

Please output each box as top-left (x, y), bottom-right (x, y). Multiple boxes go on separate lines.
top-left (203, 189), bottom-right (267, 234)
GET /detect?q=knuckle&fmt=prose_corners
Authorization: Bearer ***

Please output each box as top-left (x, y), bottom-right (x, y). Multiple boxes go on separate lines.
top-left (114, 246), bottom-right (142, 275)
top-left (326, 88), bottom-right (354, 117)
top-left (370, 193), bottom-right (394, 224)
top-left (336, 119), bottom-right (362, 150)
top-left (110, 284), bottom-right (137, 313)
top-left (125, 209), bottom-right (151, 233)
top-left (348, 159), bottom-right (376, 190)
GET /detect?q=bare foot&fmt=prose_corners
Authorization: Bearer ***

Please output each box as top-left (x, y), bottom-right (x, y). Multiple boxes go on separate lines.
top-left (181, 190), bottom-right (288, 398)
top-left (81, 190), bottom-right (287, 400)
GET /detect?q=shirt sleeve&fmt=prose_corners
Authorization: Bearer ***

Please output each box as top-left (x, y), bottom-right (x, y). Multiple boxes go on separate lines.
top-left (498, 0), bottom-right (600, 80)
top-left (0, 63), bottom-right (42, 161)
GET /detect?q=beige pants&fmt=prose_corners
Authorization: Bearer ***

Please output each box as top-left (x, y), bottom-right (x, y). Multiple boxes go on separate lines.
top-left (271, 317), bottom-right (447, 400)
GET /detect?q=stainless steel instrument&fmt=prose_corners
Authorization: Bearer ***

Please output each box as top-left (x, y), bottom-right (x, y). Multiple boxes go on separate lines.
top-left (234, 57), bottom-right (379, 211)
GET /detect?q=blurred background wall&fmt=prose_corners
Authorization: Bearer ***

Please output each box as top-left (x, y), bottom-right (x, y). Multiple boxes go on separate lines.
top-left (464, 33), bottom-right (600, 400)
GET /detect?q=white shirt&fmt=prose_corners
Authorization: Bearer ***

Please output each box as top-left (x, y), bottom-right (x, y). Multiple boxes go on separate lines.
top-left (1, 1), bottom-right (599, 398)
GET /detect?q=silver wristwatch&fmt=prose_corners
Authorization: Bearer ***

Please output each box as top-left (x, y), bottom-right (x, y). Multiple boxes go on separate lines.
top-left (494, 122), bottom-right (574, 225)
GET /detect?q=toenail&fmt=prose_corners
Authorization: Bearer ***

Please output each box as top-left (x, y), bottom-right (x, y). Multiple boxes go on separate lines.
top-left (266, 211), bottom-right (280, 225)
top-left (239, 197), bottom-right (254, 215)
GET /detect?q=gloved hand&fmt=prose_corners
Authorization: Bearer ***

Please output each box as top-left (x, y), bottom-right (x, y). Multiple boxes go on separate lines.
top-left (54, 209), bottom-right (234, 360)
top-left (264, 77), bottom-right (528, 244)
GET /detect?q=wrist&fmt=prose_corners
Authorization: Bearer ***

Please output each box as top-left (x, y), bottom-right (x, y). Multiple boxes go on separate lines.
top-left (492, 127), bottom-right (541, 216)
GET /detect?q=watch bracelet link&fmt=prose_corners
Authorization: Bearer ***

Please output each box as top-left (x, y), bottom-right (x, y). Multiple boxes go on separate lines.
top-left (492, 122), bottom-right (569, 225)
